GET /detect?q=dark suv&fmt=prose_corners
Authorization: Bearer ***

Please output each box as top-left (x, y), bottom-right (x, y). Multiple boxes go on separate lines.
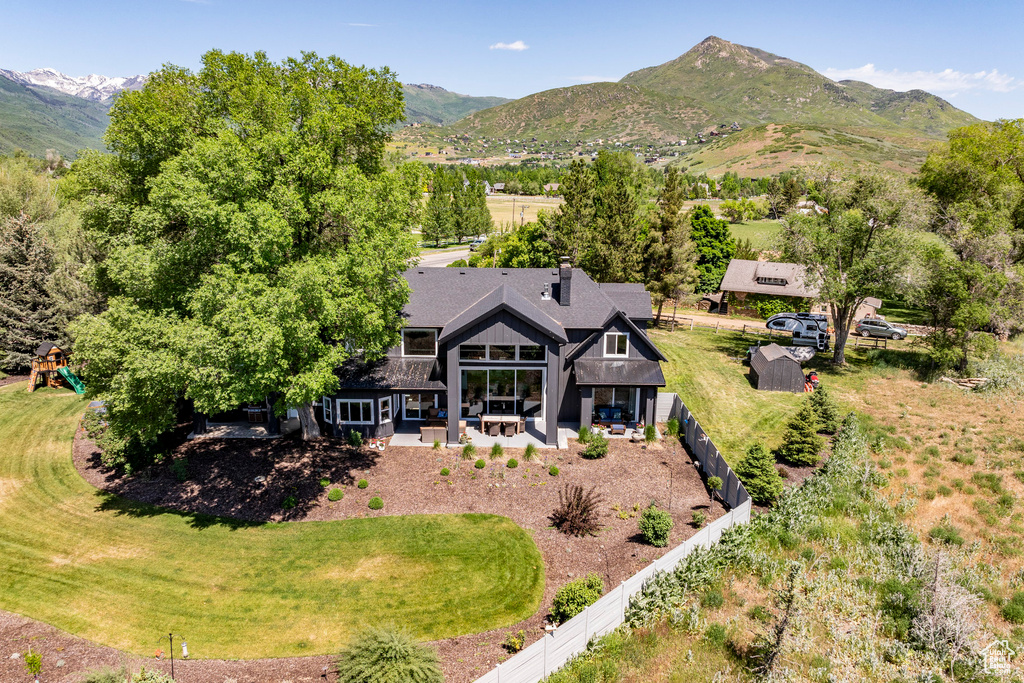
top-left (855, 318), bottom-right (907, 340)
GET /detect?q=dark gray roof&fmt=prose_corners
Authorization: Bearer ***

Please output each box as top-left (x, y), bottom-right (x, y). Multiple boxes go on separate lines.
top-left (35, 342), bottom-right (59, 357)
top-left (597, 283), bottom-right (653, 320)
top-left (402, 267), bottom-right (635, 330)
top-left (439, 283), bottom-right (568, 343)
top-left (573, 359), bottom-right (666, 386)
top-left (334, 357), bottom-right (445, 391)
top-left (751, 343), bottom-right (800, 365)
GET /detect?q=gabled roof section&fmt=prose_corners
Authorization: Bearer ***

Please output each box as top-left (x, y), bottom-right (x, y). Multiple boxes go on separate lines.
top-left (597, 283), bottom-right (654, 321)
top-left (438, 283), bottom-right (568, 344)
top-left (574, 358), bottom-right (666, 386)
top-left (567, 309), bottom-right (667, 362)
top-left (719, 259), bottom-right (818, 298)
top-left (35, 342), bottom-right (59, 357)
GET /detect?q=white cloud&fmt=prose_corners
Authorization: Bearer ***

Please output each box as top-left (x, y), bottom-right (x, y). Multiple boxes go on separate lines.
top-left (489, 40), bottom-right (528, 52)
top-left (823, 63), bottom-right (1019, 94)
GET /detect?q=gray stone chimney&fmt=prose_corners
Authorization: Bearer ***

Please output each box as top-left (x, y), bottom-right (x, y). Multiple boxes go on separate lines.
top-left (559, 257), bottom-right (571, 306)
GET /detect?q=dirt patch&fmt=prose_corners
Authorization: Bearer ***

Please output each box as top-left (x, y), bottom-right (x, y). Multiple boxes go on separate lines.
top-left (0, 375), bottom-right (29, 388)
top-left (70, 427), bottom-right (726, 682)
top-left (0, 478), bottom-right (23, 508)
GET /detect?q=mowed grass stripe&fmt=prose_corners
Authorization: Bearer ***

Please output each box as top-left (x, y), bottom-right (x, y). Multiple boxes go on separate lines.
top-left (0, 384), bottom-right (544, 658)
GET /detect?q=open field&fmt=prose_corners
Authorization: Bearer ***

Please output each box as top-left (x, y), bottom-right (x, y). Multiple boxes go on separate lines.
top-left (486, 194), bottom-right (563, 228)
top-left (728, 219), bottom-right (782, 250)
top-left (0, 384), bottom-right (543, 659)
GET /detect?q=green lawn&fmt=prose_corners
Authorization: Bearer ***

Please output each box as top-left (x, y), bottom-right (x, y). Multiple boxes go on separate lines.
top-left (728, 219), bottom-right (783, 250)
top-left (0, 384), bottom-right (543, 659)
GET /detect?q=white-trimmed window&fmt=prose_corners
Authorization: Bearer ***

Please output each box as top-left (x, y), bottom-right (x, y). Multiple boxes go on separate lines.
top-left (402, 329), bottom-right (437, 357)
top-left (336, 399), bottom-right (373, 424)
top-left (603, 332), bottom-right (629, 357)
top-left (322, 396), bottom-right (333, 423)
top-left (379, 396), bottom-right (392, 424)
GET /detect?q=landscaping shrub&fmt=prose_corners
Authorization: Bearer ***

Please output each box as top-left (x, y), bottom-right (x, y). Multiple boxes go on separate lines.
top-left (282, 494), bottom-right (297, 509)
top-left (23, 649), bottom-right (41, 677)
top-left (320, 478), bottom-right (330, 488)
top-left (491, 443), bottom-right (503, 459)
top-left (433, 439), bottom-right (441, 450)
top-left (348, 430), bottom-right (363, 447)
top-left (357, 479), bottom-right (368, 489)
top-left (462, 443), bottom-right (476, 459)
top-left (440, 467), bottom-right (450, 476)
top-left (549, 465), bottom-right (559, 476)
top-left (928, 524), bottom-right (964, 546)
top-left (552, 484), bottom-right (603, 537)
top-left (809, 383), bottom-right (841, 433)
top-left (524, 443), bottom-right (538, 461)
top-left (777, 400), bottom-right (825, 466)
top-left (1002, 593), bottom-right (1024, 624)
top-left (503, 629), bottom-right (526, 653)
top-left (80, 668), bottom-right (127, 683)
top-left (706, 476), bottom-right (723, 502)
top-left (552, 573), bottom-right (604, 623)
top-left (582, 432), bottom-right (608, 459)
top-left (334, 627), bottom-right (443, 683)
top-left (327, 488), bottom-right (344, 502)
top-left (644, 424), bottom-right (657, 443)
top-left (666, 417), bottom-right (679, 437)
top-left (131, 669), bottom-right (175, 683)
top-left (638, 505), bottom-right (673, 547)
top-left (368, 497), bottom-right (384, 510)
top-left (692, 510), bottom-right (707, 528)
top-left (169, 457), bottom-right (188, 482)
top-left (734, 441), bottom-right (784, 506)
top-left (507, 458), bottom-right (518, 468)
top-left (474, 459), bottom-right (486, 469)
top-left (577, 425), bottom-right (592, 444)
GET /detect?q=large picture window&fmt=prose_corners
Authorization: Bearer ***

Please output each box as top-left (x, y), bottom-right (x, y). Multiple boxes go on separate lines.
top-left (603, 332), bottom-right (629, 357)
top-left (402, 329), bottom-right (437, 357)
top-left (460, 368), bottom-right (545, 418)
top-left (593, 387), bottom-right (638, 424)
top-left (458, 343), bottom-right (546, 362)
top-left (403, 393), bottom-right (436, 420)
top-left (336, 399), bottom-right (373, 424)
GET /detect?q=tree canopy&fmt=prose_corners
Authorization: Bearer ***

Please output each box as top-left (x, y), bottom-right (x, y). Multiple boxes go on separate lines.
top-left (68, 50), bottom-right (420, 465)
top-left (689, 204), bottom-right (735, 294)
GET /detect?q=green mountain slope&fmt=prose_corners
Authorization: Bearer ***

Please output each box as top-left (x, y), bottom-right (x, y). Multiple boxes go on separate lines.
top-left (620, 36), bottom-right (978, 136)
top-left (402, 84), bottom-right (510, 125)
top-left (412, 82), bottom-right (709, 143)
top-left (0, 74), bottom-right (110, 157)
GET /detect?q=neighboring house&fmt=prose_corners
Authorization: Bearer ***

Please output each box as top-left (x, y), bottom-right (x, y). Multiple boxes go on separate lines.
top-left (718, 259), bottom-right (881, 320)
top-left (322, 263), bottom-right (666, 446)
top-left (491, 182), bottom-right (506, 192)
top-left (543, 183), bottom-right (560, 194)
top-left (483, 181), bottom-right (492, 195)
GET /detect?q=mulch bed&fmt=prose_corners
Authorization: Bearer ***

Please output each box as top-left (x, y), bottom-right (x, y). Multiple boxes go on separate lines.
top-left (63, 429), bottom-right (726, 683)
top-left (0, 375), bottom-right (29, 388)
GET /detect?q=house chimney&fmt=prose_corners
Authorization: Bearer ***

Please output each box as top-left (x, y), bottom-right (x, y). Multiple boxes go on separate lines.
top-left (559, 257), bottom-right (572, 306)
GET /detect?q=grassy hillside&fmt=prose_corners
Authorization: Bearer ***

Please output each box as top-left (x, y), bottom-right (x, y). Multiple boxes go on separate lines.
top-left (0, 75), bottom-right (109, 157)
top-left (835, 79), bottom-right (979, 137)
top-left (432, 82), bottom-right (709, 143)
top-left (402, 83), bottom-right (509, 126)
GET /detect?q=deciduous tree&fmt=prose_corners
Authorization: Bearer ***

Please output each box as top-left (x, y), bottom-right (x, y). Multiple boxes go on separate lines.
top-left (689, 204), bottom-right (735, 293)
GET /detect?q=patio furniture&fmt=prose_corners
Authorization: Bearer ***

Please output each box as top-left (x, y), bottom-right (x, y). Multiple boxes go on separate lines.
top-left (503, 423), bottom-right (518, 437)
top-left (459, 420), bottom-right (467, 436)
top-left (630, 430), bottom-right (645, 443)
top-left (609, 423), bottom-right (626, 436)
top-left (488, 424), bottom-right (501, 437)
top-left (479, 414), bottom-right (521, 435)
top-left (419, 425), bottom-right (446, 444)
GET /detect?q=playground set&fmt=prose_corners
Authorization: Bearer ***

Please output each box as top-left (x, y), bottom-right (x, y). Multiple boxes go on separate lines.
top-left (27, 342), bottom-right (84, 394)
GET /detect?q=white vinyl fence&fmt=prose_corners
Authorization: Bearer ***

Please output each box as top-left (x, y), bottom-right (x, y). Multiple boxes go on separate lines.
top-left (473, 393), bottom-right (750, 683)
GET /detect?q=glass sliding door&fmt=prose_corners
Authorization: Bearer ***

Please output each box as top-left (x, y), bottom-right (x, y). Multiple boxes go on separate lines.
top-left (459, 367), bottom-right (545, 419)
top-left (517, 369), bottom-right (543, 418)
top-left (403, 393), bottom-right (435, 420)
top-left (488, 369), bottom-right (516, 415)
top-left (461, 370), bottom-right (487, 418)
top-left (593, 387), bottom-right (639, 423)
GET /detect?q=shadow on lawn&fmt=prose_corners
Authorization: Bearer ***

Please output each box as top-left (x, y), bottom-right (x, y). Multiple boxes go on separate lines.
top-left (89, 433), bottom-right (385, 525)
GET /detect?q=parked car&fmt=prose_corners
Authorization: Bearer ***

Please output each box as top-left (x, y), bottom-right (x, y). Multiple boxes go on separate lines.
top-left (855, 318), bottom-right (907, 340)
top-left (469, 238), bottom-right (485, 251)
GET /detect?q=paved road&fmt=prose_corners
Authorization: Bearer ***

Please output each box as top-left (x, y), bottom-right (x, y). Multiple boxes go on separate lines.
top-left (416, 248), bottom-right (471, 267)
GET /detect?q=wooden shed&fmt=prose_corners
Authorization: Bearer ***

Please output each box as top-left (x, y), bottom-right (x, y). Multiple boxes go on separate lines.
top-left (750, 343), bottom-right (804, 393)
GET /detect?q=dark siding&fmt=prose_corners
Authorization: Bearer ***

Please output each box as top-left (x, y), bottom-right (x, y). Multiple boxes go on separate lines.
top-left (325, 389), bottom-right (397, 438)
top-left (447, 310), bottom-right (554, 347)
top-left (577, 317), bottom-right (660, 361)
top-left (580, 386), bottom-right (594, 428)
top-left (751, 356), bottom-right (804, 393)
top-left (558, 329), bottom-right (590, 422)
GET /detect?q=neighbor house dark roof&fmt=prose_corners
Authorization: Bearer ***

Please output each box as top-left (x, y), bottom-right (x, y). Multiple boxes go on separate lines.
top-left (719, 260), bottom-right (818, 298)
top-left (332, 357), bottom-right (445, 391)
top-left (35, 342), bottom-right (59, 357)
top-left (573, 359), bottom-right (666, 386)
top-left (402, 267), bottom-right (644, 330)
top-left (863, 297), bottom-right (883, 310)
top-left (438, 283), bottom-right (568, 343)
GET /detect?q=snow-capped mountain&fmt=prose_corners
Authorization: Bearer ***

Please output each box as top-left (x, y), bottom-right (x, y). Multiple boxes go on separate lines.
top-left (0, 67), bottom-right (147, 102)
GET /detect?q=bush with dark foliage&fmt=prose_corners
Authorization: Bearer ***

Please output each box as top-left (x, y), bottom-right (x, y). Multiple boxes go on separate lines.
top-left (551, 484), bottom-right (603, 536)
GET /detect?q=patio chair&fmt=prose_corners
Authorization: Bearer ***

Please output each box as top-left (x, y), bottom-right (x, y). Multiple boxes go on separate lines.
top-left (488, 423), bottom-right (501, 437)
top-left (503, 422), bottom-right (517, 437)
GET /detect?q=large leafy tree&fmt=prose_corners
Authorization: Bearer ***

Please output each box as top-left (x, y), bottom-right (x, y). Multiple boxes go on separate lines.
top-left (68, 50), bottom-right (420, 465)
top-left (689, 204), bottom-right (735, 293)
top-left (781, 167), bottom-right (930, 365)
top-left (422, 166), bottom-right (454, 247)
top-left (644, 167), bottom-right (697, 321)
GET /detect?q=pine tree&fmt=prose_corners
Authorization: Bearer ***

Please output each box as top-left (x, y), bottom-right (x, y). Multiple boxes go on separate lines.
top-left (778, 399), bottom-right (825, 466)
top-left (645, 167), bottom-right (697, 322)
top-left (0, 214), bottom-right (60, 372)
top-left (735, 442), bottom-right (784, 505)
top-left (422, 167), bottom-right (453, 247)
top-left (809, 383), bottom-right (841, 434)
top-left (689, 204), bottom-right (735, 293)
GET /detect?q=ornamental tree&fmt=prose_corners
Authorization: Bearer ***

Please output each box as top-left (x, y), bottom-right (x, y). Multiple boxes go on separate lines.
top-left (777, 400), bottom-right (825, 466)
top-left (734, 442), bottom-right (784, 506)
top-left (68, 50), bottom-right (420, 466)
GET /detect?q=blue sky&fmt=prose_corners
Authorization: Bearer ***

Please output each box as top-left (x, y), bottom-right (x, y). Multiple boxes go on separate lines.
top-left (3, 0), bottom-right (1021, 121)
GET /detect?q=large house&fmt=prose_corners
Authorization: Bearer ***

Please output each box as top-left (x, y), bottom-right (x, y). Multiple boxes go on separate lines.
top-left (322, 262), bottom-right (666, 446)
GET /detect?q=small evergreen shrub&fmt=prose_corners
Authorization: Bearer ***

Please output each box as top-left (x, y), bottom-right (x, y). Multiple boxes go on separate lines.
top-left (334, 628), bottom-right (442, 683)
top-left (368, 496), bottom-right (383, 510)
top-left (552, 484), bottom-right (603, 536)
top-left (507, 458), bottom-right (518, 468)
top-left (348, 430), bottom-right (363, 447)
top-left (778, 400), bottom-right (825, 466)
top-left (282, 494), bottom-right (297, 509)
top-left (549, 465), bottom-right (559, 476)
top-left (666, 417), bottom-right (679, 437)
top-left (475, 459), bottom-right (486, 469)
top-left (551, 573), bottom-right (603, 623)
top-left (170, 457), bottom-right (188, 482)
top-left (577, 425), bottom-right (592, 444)
top-left (809, 383), bottom-right (841, 433)
top-left (440, 467), bottom-right (450, 476)
top-left (462, 443), bottom-right (476, 459)
top-left (1002, 593), bottom-right (1024, 624)
top-left (707, 476), bottom-right (723, 501)
top-left (131, 669), bottom-right (175, 683)
top-left (80, 668), bottom-right (128, 683)
top-left (357, 479), bottom-right (368, 489)
top-left (491, 443), bottom-right (503, 459)
top-left (644, 424), bottom-right (657, 443)
top-left (734, 442), bottom-right (784, 505)
top-left (524, 443), bottom-right (538, 461)
top-left (327, 488), bottom-right (344, 502)
top-left (692, 510), bottom-right (707, 527)
top-left (582, 433), bottom-right (608, 459)
top-left (638, 505), bottom-right (674, 547)
top-left (23, 649), bottom-right (42, 676)
top-left (320, 478), bottom-right (330, 488)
